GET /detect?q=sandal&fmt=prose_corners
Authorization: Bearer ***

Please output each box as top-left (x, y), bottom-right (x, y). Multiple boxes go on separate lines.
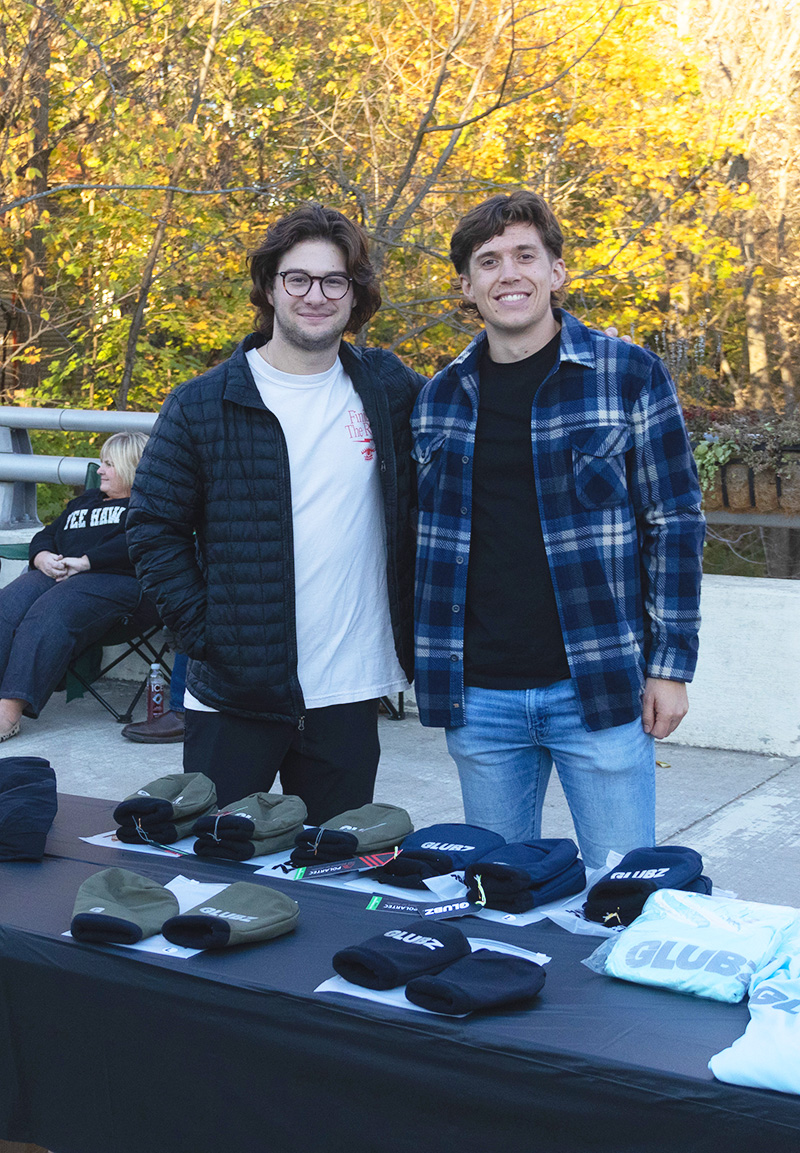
top-left (0, 721), bottom-right (20, 743)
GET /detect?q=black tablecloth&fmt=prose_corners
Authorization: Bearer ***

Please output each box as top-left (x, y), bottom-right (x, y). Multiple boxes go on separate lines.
top-left (0, 794), bottom-right (797, 1153)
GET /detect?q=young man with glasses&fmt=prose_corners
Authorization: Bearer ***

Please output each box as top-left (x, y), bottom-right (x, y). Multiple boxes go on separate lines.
top-left (412, 191), bottom-right (705, 869)
top-left (127, 204), bottom-right (424, 821)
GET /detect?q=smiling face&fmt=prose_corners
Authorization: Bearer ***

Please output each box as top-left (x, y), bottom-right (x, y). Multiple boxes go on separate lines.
top-left (97, 456), bottom-right (129, 500)
top-left (266, 238), bottom-right (355, 356)
top-left (459, 222), bottom-right (566, 359)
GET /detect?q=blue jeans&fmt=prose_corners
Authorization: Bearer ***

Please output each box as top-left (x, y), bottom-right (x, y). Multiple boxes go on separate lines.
top-left (170, 652), bottom-right (188, 712)
top-left (445, 681), bottom-right (655, 869)
top-left (0, 568), bottom-right (146, 717)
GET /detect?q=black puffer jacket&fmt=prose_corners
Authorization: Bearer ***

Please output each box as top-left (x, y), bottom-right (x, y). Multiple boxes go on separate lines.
top-left (127, 334), bottom-right (423, 723)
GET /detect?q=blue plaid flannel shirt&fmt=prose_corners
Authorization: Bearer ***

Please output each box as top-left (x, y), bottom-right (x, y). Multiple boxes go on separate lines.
top-left (411, 309), bottom-right (705, 732)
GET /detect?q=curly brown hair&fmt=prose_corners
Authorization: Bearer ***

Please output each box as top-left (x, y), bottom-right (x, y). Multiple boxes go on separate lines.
top-left (249, 204), bottom-right (381, 336)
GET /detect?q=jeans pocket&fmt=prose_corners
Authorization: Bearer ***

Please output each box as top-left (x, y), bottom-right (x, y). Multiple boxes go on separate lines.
top-left (571, 425), bottom-right (631, 509)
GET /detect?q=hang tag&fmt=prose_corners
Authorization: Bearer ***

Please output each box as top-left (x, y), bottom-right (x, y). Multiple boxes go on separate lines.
top-left (289, 850), bottom-right (398, 880)
top-left (365, 894), bottom-right (484, 920)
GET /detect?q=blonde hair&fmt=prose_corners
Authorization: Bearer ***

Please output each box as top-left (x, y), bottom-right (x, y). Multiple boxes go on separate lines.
top-left (100, 431), bottom-right (149, 494)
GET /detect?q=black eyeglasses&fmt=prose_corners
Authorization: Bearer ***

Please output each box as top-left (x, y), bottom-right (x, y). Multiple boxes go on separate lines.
top-left (277, 271), bottom-right (353, 300)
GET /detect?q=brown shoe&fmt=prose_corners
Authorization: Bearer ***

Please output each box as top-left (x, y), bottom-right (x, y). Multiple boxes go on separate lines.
top-left (121, 710), bottom-right (185, 744)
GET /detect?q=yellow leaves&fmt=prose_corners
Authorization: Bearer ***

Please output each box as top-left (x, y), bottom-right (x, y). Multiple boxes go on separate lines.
top-left (273, 95), bottom-right (286, 112)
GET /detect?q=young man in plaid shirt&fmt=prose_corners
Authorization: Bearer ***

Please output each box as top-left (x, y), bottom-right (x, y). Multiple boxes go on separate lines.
top-left (412, 191), bottom-right (705, 869)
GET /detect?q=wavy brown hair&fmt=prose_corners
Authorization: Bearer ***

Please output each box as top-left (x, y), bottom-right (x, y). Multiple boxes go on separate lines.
top-left (249, 204), bottom-right (381, 336)
top-left (450, 191), bottom-right (570, 312)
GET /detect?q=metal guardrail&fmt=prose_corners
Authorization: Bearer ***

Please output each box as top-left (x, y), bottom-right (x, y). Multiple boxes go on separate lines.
top-left (0, 407), bottom-right (156, 434)
top-left (0, 406), bottom-right (158, 529)
top-left (704, 510), bottom-right (800, 530)
top-left (0, 455), bottom-right (101, 485)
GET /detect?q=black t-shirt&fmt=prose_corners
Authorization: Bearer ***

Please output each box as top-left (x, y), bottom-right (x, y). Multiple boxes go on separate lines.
top-left (463, 333), bottom-right (571, 688)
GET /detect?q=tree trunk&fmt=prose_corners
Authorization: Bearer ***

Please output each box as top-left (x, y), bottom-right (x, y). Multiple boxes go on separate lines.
top-left (773, 168), bottom-right (797, 414)
top-left (14, 8), bottom-right (52, 396)
top-left (741, 214), bottom-right (772, 410)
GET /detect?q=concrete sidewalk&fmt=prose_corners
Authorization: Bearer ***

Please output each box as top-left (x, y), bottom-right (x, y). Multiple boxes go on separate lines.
top-left (8, 680), bottom-right (800, 908)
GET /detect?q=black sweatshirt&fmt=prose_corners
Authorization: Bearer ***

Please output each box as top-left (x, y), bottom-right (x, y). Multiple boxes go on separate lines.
top-left (28, 490), bottom-right (134, 576)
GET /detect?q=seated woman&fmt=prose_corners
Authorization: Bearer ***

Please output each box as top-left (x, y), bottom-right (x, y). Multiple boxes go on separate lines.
top-left (0, 431), bottom-right (156, 741)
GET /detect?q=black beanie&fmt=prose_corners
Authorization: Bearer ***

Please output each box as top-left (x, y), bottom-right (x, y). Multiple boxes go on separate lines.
top-left (373, 824), bottom-right (505, 889)
top-left (0, 756), bottom-right (58, 861)
top-left (465, 839), bottom-right (586, 912)
top-left (332, 918), bottom-right (471, 990)
top-left (405, 949), bottom-right (547, 1015)
top-left (583, 845), bottom-right (705, 927)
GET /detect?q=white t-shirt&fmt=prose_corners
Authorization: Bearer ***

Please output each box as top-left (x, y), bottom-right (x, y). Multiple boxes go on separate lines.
top-left (185, 349), bottom-right (408, 713)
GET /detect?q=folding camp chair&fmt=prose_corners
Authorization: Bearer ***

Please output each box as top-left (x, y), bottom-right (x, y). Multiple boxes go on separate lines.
top-left (379, 693), bottom-right (405, 720)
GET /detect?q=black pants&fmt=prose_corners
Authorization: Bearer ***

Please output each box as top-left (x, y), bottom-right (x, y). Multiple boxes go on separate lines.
top-left (183, 699), bottom-right (381, 825)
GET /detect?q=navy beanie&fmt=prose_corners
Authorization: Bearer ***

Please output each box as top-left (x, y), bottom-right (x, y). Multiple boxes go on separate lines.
top-left (374, 824), bottom-right (505, 889)
top-left (332, 918), bottom-right (471, 990)
top-left (405, 949), bottom-right (547, 1015)
top-left (0, 756), bottom-right (58, 861)
top-left (465, 839), bottom-right (586, 913)
top-left (583, 845), bottom-right (705, 926)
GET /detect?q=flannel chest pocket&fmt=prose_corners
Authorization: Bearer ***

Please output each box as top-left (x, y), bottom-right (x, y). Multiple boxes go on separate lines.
top-left (411, 432), bottom-right (447, 512)
top-left (571, 425), bottom-right (631, 509)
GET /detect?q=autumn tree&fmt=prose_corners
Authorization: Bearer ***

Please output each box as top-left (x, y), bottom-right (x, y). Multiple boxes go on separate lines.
top-left (679, 0), bottom-right (800, 412)
top-left (2, 0), bottom-right (795, 408)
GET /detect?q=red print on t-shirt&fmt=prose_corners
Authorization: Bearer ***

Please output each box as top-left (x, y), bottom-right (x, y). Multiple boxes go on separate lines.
top-left (345, 409), bottom-right (375, 461)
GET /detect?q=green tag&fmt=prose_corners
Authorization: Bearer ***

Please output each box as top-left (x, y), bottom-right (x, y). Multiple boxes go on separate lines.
top-left (292, 867), bottom-right (307, 880)
top-left (366, 896), bottom-right (382, 910)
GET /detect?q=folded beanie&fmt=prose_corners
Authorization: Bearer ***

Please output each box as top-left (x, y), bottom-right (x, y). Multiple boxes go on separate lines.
top-left (373, 824), bottom-right (505, 889)
top-left (71, 868), bottom-right (179, 945)
top-left (291, 828), bottom-right (358, 864)
top-left (0, 756), bottom-right (58, 861)
top-left (115, 814), bottom-right (201, 846)
top-left (405, 949), bottom-right (547, 1015)
top-left (465, 839), bottom-right (586, 912)
top-left (115, 772), bottom-right (217, 827)
top-left (193, 792), bottom-right (307, 859)
top-left (291, 803), bottom-right (414, 865)
top-left (161, 882), bottom-right (299, 949)
top-left (332, 918), bottom-right (471, 990)
top-left (114, 773), bottom-right (217, 845)
top-left (583, 845), bottom-right (705, 927)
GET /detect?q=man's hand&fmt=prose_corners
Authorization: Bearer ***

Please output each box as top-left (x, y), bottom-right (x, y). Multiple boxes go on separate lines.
top-left (641, 677), bottom-right (688, 739)
top-left (33, 550), bottom-right (66, 580)
top-left (57, 555), bottom-right (91, 581)
top-left (603, 326), bottom-right (633, 344)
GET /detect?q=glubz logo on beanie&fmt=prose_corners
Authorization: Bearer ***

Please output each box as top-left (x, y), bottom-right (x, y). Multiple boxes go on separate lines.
top-left (384, 929), bottom-right (445, 952)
